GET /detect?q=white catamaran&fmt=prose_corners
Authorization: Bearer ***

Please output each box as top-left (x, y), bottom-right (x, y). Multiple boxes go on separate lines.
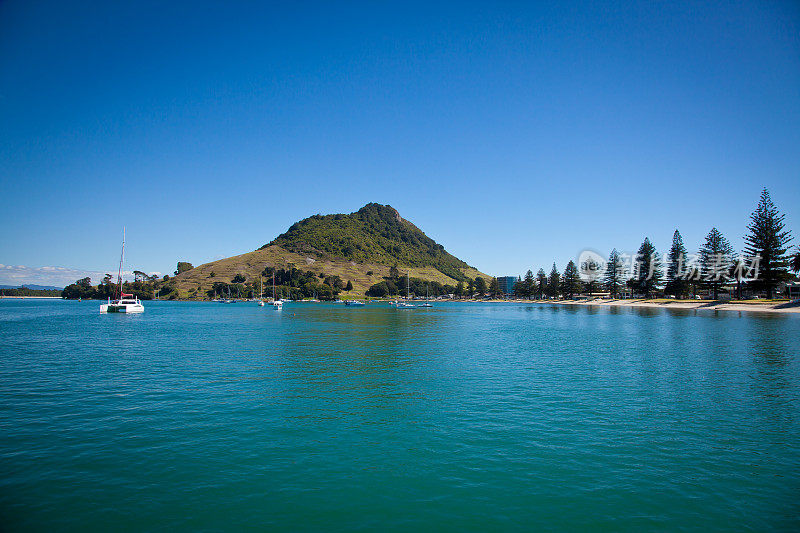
top-left (100, 228), bottom-right (144, 314)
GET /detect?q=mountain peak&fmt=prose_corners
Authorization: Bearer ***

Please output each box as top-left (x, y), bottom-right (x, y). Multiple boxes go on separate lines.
top-left (263, 203), bottom-right (471, 280)
top-left (357, 203), bottom-right (403, 223)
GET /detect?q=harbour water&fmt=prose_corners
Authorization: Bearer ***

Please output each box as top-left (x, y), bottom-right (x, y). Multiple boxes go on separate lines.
top-left (1, 299), bottom-right (798, 531)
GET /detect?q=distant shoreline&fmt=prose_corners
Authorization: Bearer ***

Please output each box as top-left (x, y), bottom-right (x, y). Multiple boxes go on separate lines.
top-left (0, 296), bottom-right (63, 299)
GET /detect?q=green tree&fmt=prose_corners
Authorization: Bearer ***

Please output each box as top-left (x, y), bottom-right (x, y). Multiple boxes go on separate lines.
top-left (489, 277), bottom-right (501, 298)
top-left (633, 238), bottom-right (662, 298)
top-left (604, 249), bottom-right (624, 298)
top-left (561, 260), bottom-right (582, 298)
top-left (474, 276), bottom-right (487, 296)
top-left (517, 270), bottom-right (534, 299)
top-left (324, 275), bottom-right (344, 290)
top-left (389, 264), bottom-right (400, 279)
top-left (744, 188), bottom-right (794, 299)
top-left (699, 227), bottom-right (735, 299)
top-left (232, 273), bottom-right (246, 283)
top-left (547, 263), bottom-right (560, 299)
top-left (455, 280), bottom-right (465, 298)
top-left (665, 230), bottom-right (688, 298)
top-left (366, 281), bottom-right (389, 297)
top-left (792, 248), bottom-right (800, 274)
top-left (536, 268), bottom-right (547, 299)
top-left (385, 279), bottom-right (398, 295)
top-left (345, 280), bottom-right (353, 291)
top-left (175, 262), bottom-right (194, 275)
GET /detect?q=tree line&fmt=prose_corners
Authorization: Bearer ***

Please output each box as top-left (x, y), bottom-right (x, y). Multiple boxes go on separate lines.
top-left (512, 188), bottom-right (797, 300)
top-left (207, 266), bottom-right (351, 301)
top-left (62, 274), bottom-right (177, 300)
top-left (0, 287), bottom-right (62, 297)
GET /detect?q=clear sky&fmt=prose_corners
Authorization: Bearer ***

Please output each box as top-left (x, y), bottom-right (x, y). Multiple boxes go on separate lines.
top-left (1, 0), bottom-right (798, 287)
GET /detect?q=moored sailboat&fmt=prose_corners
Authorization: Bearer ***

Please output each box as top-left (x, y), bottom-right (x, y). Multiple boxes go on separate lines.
top-left (272, 272), bottom-right (282, 309)
top-left (396, 271), bottom-right (416, 309)
top-left (100, 228), bottom-right (144, 314)
top-left (419, 283), bottom-right (433, 307)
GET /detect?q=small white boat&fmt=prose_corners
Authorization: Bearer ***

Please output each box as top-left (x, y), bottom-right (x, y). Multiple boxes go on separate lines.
top-left (345, 300), bottom-right (365, 306)
top-left (101, 228), bottom-right (144, 314)
top-left (396, 302), bottom-right (416, 309)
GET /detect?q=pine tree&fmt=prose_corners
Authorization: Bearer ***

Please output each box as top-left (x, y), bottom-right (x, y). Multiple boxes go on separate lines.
top-left (516, 270), bottom-right (534, 299)
top-left (665, 229), bottom-right (688, 298)
top-left (699, 227), bottom-right (734, 299)
top-left (345, 280), bottom-right (353, 291)
top-left (604, 249), bottom-right (623, 298)
top-left (633, 237), bottom-right (662, 298)
top-left (561, 260), bottom-right (582, 299)
top-left (523, 270), bottom-right (534, 299)
top-left (580, 257), bottom-right (602, 296)
top-left (536, 268), bottom-right (547, 299)
top-left (489, 277), bottom-right (501, 298)
top-left (744, 188), bottom-right (794, 298)
top-left (547, 263), bottom-right (561, 299)
top-left (474, 276), bottom-right (487, 296)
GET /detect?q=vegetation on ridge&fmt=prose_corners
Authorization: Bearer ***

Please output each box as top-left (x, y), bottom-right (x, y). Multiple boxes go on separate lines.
top-left (265, 203), bottom-right (472, 281)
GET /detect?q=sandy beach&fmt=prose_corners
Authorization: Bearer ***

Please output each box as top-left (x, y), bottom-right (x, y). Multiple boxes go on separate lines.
top-left (524, 298), bottom-right (800, 314)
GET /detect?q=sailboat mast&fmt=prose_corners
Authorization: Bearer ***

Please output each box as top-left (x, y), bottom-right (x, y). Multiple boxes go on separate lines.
top-left (117, 227), bottom-right (125, 299)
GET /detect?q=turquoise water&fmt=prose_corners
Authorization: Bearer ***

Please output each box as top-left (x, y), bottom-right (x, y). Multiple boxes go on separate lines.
top-left (1, 299), bottom-right (799, 531)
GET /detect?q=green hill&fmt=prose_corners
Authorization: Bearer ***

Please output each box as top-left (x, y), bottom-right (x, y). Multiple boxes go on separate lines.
top-left (266, 203), bottom-right (471, 281)
top-left (171, 203), bottom-right (490, 299)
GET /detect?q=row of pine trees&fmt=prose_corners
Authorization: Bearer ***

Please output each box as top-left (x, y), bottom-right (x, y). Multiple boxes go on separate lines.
top-left (513, 189), bottom-right (797, 300)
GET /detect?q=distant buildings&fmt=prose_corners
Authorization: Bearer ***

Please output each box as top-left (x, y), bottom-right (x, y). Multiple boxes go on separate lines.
top-left (497, 276), bottom-right (517, 295)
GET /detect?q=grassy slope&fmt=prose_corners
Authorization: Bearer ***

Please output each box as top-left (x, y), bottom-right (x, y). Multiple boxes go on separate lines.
top-left (172, 245), bottom-right (491, 298)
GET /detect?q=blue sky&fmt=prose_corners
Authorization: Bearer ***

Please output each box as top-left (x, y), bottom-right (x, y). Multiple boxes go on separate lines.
top-left (1, 0), bottom-right (798, 286)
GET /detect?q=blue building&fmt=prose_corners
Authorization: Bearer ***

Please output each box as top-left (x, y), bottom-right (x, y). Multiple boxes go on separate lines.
top-left (497, 276), bottom-right (517, 295)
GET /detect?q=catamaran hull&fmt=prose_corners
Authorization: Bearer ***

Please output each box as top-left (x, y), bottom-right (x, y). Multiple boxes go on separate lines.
top-left (100, 304), bottom-right (144, 313)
